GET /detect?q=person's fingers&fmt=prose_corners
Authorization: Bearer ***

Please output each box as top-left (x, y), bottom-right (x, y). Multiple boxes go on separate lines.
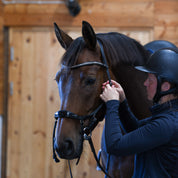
top-left (102, 81), bottom-right (108, 89)
top-left (110, 80), bottom-right (119, 88)
top-left (105, 83), bottom-right (111, 89)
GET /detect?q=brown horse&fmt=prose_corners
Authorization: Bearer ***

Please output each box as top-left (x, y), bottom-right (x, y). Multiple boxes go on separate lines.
top-left (53, 21), bottom-right (152, 178)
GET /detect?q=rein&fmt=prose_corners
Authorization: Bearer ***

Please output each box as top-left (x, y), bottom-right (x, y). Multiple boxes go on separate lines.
top-left (52, 39), bottom-right (112, 178)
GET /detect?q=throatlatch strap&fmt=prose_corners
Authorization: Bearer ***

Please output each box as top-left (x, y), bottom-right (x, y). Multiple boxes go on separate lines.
top-left (84, 134), bottom-right (112, 178)
top-left (154, 76), bottom-right (178, 103)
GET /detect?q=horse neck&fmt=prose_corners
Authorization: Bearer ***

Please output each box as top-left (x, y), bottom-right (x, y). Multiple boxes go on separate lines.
top-left (112, 64), bottom-right (151, 119)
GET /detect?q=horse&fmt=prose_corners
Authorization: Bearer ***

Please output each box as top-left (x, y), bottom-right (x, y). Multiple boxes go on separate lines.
top-left (53, 21), bottom-right (152, 178)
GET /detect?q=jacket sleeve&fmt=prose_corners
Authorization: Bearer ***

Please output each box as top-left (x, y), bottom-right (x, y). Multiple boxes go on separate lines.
top-left (119, 100), bottom-right (139, 132)
top-left (105, 100), bottom-right (174, 156)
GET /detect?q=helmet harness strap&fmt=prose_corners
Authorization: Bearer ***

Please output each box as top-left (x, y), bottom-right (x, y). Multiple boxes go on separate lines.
top-left (154, 75), bottom-right (178, 104)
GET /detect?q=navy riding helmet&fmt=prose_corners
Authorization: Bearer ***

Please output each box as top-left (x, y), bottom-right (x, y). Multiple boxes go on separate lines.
top-left (136, 48), bottom-right (178, 103)
top-left (144, 40), bottom-right (177, 55)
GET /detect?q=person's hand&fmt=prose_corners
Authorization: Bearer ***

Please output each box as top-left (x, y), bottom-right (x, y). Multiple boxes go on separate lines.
top-left (101, 80), bottom-right (126, 102)
top-left (111, 80), bottom-right (126, 102)
top-left (100, 84), bottom-right (119, 102)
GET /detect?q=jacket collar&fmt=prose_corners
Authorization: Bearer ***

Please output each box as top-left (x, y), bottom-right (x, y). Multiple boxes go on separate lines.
top-left (150, 99), bottom-right (178, 115)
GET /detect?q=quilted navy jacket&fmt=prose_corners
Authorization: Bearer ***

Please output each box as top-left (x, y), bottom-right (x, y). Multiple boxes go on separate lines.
top-left (105, 99), bottom-right (178, 178)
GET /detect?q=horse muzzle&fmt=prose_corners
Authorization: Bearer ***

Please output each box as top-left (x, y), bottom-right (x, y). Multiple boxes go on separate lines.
top-left (53, 105), bottom-right (104, 161)
top-left (54, 137), bottom-right (81, 159)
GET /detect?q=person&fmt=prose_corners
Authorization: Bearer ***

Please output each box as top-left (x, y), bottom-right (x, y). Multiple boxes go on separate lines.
top-left (100, 48), bottom-right (178, 178)
top-left (144, 40), bottom-right (177, 55)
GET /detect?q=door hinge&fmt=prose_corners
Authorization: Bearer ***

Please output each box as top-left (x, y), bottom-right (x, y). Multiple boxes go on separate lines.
top-left (9, 82), bottom-right (13, 96)
top-left (10, 46), bottom-right (14, 61)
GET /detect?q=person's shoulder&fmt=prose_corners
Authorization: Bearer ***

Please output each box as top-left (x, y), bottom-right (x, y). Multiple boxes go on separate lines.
top-left (152, 113), bottom-right (177, 133)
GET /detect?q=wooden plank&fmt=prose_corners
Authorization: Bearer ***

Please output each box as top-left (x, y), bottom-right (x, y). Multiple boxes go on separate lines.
top-left (155, 14), bottom-right (178, 26)
top-left (4, 2), bottom-right (153, 14)
top-left (7, 29), bottom-right (23, 178)
top-left (31, 32), bottom-right (47, 178)
top-left (154, 26), bottom-right (178, 46)
top-left (3, 4), bottom-right (68, 14)
top-left (154, 1), bottom-right (178, 46)
top-left (19, 31), bottom-right (34, 178)
top-left (155, 1), bottom-right (178, 26)
top-left (3, 0), bottom-right (153, 14)
top-left (3, 2), bottom-right (154, 27)
top-left (0, 0), bottom-right (4, 114)
top-left (3, 13), bottom-right (154, 28)
top-left (155, 1), bottom-right (178, 14)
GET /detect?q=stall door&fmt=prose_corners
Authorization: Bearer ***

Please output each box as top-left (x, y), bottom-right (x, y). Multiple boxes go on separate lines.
top-left (7, 27), bottom-right (152, 178)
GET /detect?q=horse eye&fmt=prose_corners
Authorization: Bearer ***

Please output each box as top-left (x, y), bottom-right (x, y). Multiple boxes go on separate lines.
top-left (55, 70), bottom-right (61, 83)
top-left (85, 78), bottom-right (96, 85)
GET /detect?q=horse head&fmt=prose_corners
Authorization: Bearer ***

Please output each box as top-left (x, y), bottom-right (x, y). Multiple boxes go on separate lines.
top-left (53, 21), bottom-right (110, 160)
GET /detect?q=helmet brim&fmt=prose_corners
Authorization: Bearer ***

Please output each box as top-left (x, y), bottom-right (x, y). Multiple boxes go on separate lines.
top-left (135, 66), bottom-right (156, 74)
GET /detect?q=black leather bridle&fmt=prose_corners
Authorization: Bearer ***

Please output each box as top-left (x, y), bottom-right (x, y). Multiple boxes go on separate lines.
top-left (52, 40), bottom-right (112, 178)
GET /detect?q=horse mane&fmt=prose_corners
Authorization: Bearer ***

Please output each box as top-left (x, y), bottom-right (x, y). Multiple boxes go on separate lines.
top-left (97, 32), bottom-right (149, 67)
top-left (61, 32), bottom-right (149, 68)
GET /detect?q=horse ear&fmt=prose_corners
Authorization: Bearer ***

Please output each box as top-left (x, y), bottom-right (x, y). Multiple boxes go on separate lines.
top-left (82, 21), bottom-right (97, 50)
top-left (54, 22), bottom-right (73, 50)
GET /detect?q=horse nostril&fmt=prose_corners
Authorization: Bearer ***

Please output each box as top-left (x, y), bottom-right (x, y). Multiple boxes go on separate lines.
top-left (54, 139), bottom-right (74, 158)
top-left (55, 139), bottom-right (75, 158)
top-left (64, 139), bottom-right (74, 156)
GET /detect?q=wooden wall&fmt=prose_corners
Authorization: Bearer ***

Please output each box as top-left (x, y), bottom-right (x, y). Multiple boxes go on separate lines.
top-left (1, 0), bottom-right (178, 115)
top-left (6, 28), bottom-right (152, 178)
top-left (0, 1), bottom-right (4, 115)
top-left (0, 0), bottom-right (177, 178)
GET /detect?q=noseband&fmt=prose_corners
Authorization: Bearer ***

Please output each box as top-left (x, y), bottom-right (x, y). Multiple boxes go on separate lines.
top-left (52, 40), bottom-right (112, 178)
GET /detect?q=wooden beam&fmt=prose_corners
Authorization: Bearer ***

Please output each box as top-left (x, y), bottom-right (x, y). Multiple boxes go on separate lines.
top-left (154, 1), bottom-right (178, 46)
top-left (155, 1), bottom-right (178, 26)
top-left (3, 13), bottom-right (154, 27)
top-left (154, 26), bottom-right (178, 46)
top-left (3, 2), bottom-right (154, 27)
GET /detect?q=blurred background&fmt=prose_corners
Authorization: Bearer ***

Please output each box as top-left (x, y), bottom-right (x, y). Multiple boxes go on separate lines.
top-left (0, 0), bottom-right (177, 178)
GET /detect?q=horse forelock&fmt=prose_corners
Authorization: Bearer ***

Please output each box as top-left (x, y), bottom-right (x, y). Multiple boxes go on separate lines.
top-left (60, 37), bottom-right (85, 67)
